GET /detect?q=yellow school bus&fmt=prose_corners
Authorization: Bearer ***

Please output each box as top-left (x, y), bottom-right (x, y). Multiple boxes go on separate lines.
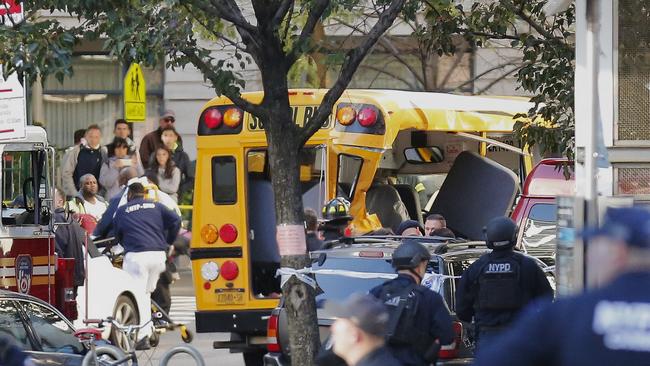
top-left (191, 89), bottom-right (533, 362)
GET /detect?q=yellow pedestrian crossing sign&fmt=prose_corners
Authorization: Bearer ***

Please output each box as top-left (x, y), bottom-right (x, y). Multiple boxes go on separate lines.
top-left (124, 63), bottom-right (146, 122)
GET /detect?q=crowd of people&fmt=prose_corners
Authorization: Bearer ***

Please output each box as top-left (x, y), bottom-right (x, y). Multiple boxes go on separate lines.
top-left (60, 110), bottom-right (193, 223)
top-left (51, 111), bottom-right (190, 342)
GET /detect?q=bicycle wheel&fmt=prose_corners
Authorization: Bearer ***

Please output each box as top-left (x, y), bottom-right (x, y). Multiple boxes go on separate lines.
top-left (81, 345), bottom-right (127, 366)
top-left (159, 345), bottom-right (205, 366)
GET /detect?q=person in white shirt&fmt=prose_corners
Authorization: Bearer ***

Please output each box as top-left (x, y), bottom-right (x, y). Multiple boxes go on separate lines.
top-left (67, 174), bottom-right (108, 221)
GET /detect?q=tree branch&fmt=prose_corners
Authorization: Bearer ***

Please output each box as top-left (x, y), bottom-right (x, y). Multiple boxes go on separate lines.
top-left (182, 49), bottom-right (265, 117)
top-left (272, 0), bottom-right (295, 26)
top-left (452, 60), bottom-right (517, 91)
top-left (287, 0), bottom-right (329, 65)
top-left (475, 65), bottom-right (524, 94)
top-left (359, 63), bottom-right (419, 90)
top-left (298, 0), bottom-right (406, 145)
top-left (334, 17), bottom-right (426, 88)
top-left (182, 4), bottom-right (247, 53)
top-left (207, 0), bottom-right (257, 33)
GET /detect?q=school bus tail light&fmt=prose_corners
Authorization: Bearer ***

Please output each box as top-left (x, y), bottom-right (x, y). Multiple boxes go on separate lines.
top-left (201, 261), bottom-right (220, 282)
top-left (336, 106), bottom-right (356, 126)
top-left (201, 224), bottom-right (219, 244)
top-left (220, 260), bottom-right (239, 281)
top-left (357, 107), bottom-right (377, 127)
top-left (223, 107), bottom-right (243, 128)
top-left (203, 108), bottom-right (223, 129)
top-left (219, 224), bottom-right (238, 243)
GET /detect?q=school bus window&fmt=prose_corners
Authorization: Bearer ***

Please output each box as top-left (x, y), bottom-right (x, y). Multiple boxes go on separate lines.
top-left (337, 154), bottom-right (363, 200)
top-left (211, 156), bottom-right (237, 204)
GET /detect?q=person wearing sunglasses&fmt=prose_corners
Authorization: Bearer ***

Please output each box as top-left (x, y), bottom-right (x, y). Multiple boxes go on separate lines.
top-left (139, 109), bottom-right (183, 169)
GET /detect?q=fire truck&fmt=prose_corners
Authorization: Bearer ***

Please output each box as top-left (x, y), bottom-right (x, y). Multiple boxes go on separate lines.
top-left (0, 126), bottom-right (150, 343)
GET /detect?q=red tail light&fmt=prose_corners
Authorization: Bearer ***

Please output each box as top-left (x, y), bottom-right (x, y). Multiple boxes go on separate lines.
top-left (204, 108), bottom-right (223, 129)
top-left (357, 107), bottom-right (377, 127)
top-left (219, 224), bottom-right (238, 243)
top-left (55, 258), bottom-right (78, 320)
top-left (267, 312), bottom-right (281, 352)
top-left (438, 321), bottom-right (462, 359)
top-left (220, 260), bottom-right (239, 281)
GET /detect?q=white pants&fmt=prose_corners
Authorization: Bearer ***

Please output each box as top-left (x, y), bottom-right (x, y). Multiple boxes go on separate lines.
top-left (123, 251), bottom-right (166, 294)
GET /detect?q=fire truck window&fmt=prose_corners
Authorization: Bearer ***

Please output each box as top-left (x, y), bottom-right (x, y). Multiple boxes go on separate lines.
top-left (0, 300), bottom-right (32, 350)
top-left (21, 301), bottom-right (83, 354)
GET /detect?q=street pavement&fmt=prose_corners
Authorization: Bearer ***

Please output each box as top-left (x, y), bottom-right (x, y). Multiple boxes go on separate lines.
top-left (138, 257), bottom-right (247, 366)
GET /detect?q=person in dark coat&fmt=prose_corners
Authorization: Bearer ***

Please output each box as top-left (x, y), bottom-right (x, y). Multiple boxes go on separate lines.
top-left (455, 216), bottom-right (553, 350)
top-left (140, 110), bottom-right (183, 170)
top-left (54, 189), bottom-right (99, 290)
top-left (305, 208), bottom-right (323, 251)
top-left (370, 240), bottom-right (454, 366)
top-left (474, 207), bottom-right (650, 366)
top-left (328, 294), bottom-right (403, 366)
top-left (160, 126), bottom-right (193, 197)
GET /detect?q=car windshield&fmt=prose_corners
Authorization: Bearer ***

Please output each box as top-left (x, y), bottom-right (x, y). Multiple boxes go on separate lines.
top-left (313, 257), bottom-right (394, 307)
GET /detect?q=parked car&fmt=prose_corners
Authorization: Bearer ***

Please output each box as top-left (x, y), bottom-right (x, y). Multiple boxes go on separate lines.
top-left (0, 289), bottom-right (86, 365)
top-left (264, 236), bottom-right (553, 366)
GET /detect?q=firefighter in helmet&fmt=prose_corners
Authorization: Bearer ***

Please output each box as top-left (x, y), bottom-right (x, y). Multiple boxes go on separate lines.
top-left (321, 197), bottom-right (353, 241)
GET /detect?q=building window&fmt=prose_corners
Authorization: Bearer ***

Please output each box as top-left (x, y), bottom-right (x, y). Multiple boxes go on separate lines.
top-left (41, 55), bottom-right (164, 149)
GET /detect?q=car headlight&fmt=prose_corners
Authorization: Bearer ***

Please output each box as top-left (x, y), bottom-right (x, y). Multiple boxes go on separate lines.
top-left (201, 262), bottom-right (220, 281)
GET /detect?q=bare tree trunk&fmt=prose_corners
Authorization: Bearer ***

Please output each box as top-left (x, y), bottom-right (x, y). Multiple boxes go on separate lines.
top-left (262, 63), bottom-right (320, 366)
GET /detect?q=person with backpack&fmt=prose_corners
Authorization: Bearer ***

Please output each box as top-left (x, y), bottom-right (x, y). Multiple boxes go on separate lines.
top-left (370, 240), bottom-right (454, 366)
top-left (455, 216), bottom-right (553, 351)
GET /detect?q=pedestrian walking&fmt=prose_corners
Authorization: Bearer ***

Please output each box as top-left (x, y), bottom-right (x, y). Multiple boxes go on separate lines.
top-left (327, 294), bottom-right (403, 366)
top-left (455, 216), bottom-right (553, 351)
top-left (370, 240), bottom-right (454, 366)
top-left (100, 137), bottom-right (144, 199)
top-left (139, 110), bottom-right (182, 169)
top-left (146, 147), bottom-right (181, 202)
top-left (305, 208), bottom-right (323, 251)
top-left (321, 197), bottom-right (353, 241)
top-left (160, 126), bottom-right (193, 197)
top-left (475, 207), bottom-right (650, 365)
top-left (113, 182), bottom-right (181, 294)
top-left (61, 124), bottom-right (107, 198)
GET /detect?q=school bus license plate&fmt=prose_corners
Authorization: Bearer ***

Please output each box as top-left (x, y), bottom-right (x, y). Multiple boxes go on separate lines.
top-left (215, 290), bottom-right (245, 305)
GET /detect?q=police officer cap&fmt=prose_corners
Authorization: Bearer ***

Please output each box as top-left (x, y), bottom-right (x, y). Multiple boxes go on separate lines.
top-left (322, 197), bottom-right (352, 222)
top-left (484, 216), bottom-right (517, 250)
top-left (584, 207), bottom-right (650, 248)
top-left (392, 239), bottom-right (431, 270)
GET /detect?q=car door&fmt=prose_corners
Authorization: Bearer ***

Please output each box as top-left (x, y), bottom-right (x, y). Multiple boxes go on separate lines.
top-left (17, 300), bottom-right (84, 366)
top-left (0, 299), bottom-right (34, 356)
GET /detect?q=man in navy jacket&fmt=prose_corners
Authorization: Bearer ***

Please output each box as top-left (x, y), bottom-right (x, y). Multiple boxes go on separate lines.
top-left (475, 207), bottom-right (650, 365)
top-left (114, 182), bottom-right (181, 294)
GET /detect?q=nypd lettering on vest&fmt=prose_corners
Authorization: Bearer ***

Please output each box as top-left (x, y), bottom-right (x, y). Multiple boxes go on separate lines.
top-left (15, 255), bottom-right (33, 294)
top-left (486, 263), bottom-right (512, 273)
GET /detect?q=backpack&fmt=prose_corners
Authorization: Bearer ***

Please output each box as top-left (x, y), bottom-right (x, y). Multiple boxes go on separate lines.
top-left (378, 281), bottom-right (439, 361)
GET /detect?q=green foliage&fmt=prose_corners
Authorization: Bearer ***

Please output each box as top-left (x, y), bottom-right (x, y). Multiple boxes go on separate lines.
top-left (420, 0), bottom-right (575, 160)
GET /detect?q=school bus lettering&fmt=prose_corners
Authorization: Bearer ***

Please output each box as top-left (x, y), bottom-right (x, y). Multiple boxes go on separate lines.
top-left (247, 105), bottom-right (331, 131)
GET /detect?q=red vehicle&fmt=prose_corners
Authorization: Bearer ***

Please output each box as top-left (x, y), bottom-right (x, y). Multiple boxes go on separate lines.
top-left (0, 126), bottom-right (77, 320)
top-left (512, 159), bottom-right (574, 265)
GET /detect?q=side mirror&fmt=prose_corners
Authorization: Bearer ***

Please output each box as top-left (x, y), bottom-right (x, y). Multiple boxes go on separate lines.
top-left (403, 146), bottom-right (445, 164)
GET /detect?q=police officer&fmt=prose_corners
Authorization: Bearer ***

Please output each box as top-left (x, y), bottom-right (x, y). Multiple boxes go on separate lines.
top-left (474, 207), bottom-right (650, 365)
top-left (321, 197), bottom-right (353, 241)
top-left (370, 240), bottom-right (454, 366)
top-left (455, 216), bottom-right (553, 350)
top-left (114, 182), bottom-right (181, 294)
